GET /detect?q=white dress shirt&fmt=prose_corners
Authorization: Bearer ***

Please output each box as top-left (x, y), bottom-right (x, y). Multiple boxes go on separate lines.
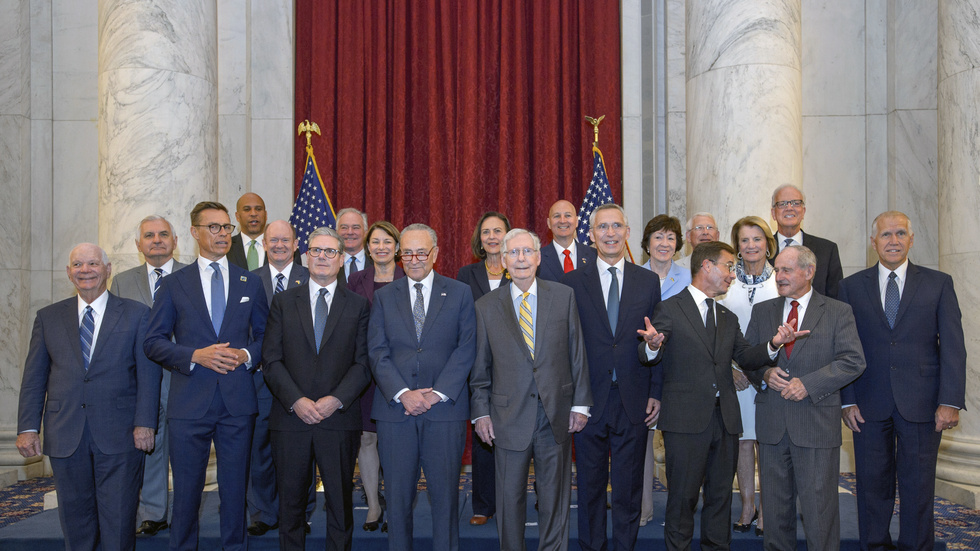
top-left (776, 230), bottom-right (803, 251)
top-left (394, 270), bottom-right (447, 403)
top-left (191, 256), bottom-right (251, 369)
top-left (552, 240), bottom-right (579, 270)
top-left (877, 260), bottom-right (908, 306)
top-left (145, 258), bottom-right (175, 293)
top-left (77, 290), bottom-right (110, 356)
top-left (344, 249), bottom-right (367, 278)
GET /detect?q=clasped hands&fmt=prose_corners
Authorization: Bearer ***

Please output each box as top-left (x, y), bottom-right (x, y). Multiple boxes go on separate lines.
top-left (193, 343), bottom-right (248, 374)
top-left (400, 388), bottom-right (442, 416)
top-left (292, 396), bottom-right (343, 425)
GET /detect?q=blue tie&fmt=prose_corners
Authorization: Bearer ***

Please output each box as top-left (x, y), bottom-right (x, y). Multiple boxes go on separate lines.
top-left (314, 288), bottom-right (329, 350)
top-left (413, 283), bottom-right (425, 341)
top-left (884, 271), bottom-right (900, 329)
top-left (152, 268), bottom-right (164, 300)
top-left (607, 267), bottom-right (620, 381)
top-left (80, 306), bottom-right (95, 370)
top-left (275, 273), bottom-right (285, 294)
top-left (210, 262), bottom-right (225, 334)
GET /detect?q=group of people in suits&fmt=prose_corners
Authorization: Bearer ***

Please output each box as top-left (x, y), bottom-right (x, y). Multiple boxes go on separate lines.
top-left (15, 183), bottom-right (964, 551)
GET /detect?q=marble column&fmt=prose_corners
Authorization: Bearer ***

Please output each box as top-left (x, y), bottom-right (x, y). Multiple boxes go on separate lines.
top-left (935, 0), bottom-right (980, 507)
top-left (98, 0), bottom-right (218, 270)
top-left (685, 0), bottom-right (802, 234)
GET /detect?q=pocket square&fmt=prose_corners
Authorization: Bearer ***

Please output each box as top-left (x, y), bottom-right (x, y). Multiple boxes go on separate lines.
top-left (240, 297), bottom-right (250, 303)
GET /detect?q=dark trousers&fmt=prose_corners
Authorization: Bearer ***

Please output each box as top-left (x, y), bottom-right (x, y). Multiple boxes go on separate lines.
top-left (575, 385), bottom-right (648, 551)
top-left (247, 369), bottom-right (279, 525)
top-left (50, 421), bottom-right (144, 551)
top-left (272, 428), bottom-right (358, 551)
top-left (470, 429), bottom-right (496, 517)
top-left (854, 408), bottom-right (943, 551)
top-left (169, 391), bottom-right (255, 551)
top-left (377, 416), bottom-right (466, 551)
top-left (662, 402), bottom-right (738, 551)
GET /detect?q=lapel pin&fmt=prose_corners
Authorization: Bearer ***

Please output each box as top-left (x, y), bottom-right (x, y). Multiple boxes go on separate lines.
top-left (240, 275), bottom-right (247, 282)
top-left (441, 292), bottom-right (447, 296)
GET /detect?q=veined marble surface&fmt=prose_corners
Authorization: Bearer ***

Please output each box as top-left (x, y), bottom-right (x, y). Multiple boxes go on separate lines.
top-left (890, 109), bottom-right (938, 267)
top-left (802, 0), bottom-right (865, 117)
top-left (891, 0), bottom-right (938, 111)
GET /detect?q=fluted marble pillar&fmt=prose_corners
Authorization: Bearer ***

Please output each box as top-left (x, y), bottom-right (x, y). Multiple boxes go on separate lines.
top-left (99, 0), bottom-right (218, 270)
top-left (935, 0), bottom-right (980, 507)
top-left (685, 0), bottom-right (802, 232)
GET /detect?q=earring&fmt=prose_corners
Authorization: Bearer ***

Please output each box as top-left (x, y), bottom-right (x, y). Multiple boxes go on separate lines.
top-left (737, 252), bottom-right (743, 260)
top-left (766, 248), bottom-right (772, 258)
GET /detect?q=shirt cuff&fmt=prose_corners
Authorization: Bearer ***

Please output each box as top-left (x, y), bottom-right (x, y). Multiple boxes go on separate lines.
top-left (393, 388), bottom-right (409, 403)
top-left (645, 346), bottom-right (659, 361)
top-left (571, 406), bottom-right (591, 418)
top-left (243, 350), bottom-right (252, 368)
top-left (432, 390), bottom-right (448, 402)
top-left (941, 404), bottom-right (961, 410)
top-left (842, 403), bottom-right (855, 409)
top-left (471, 415), bottom-right (489, 424)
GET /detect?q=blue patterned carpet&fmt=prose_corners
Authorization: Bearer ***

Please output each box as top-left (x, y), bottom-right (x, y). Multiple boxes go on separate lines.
top-left (2, 473), bottom-right (978, 548)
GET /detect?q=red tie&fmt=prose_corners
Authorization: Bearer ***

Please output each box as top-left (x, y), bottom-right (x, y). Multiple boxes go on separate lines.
top-left (562, 250), bottom-right (573, 273)
top-left (784, 300), bottom-right (799, 358)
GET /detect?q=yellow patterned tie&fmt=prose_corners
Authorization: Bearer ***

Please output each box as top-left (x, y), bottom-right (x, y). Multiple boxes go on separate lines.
top-left (519, 291), bottom-right (534, 359)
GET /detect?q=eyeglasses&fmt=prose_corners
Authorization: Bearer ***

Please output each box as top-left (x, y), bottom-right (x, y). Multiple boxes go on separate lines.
top-left (693, 225), bottom-right (716, 232)
top-left (194, 223), bottom-right (236, 235)
top-left (402, 250), bottom-right (432, 262)
top-left (709, 259), bottom-right (736, 273)
top-left (307, 247), bottom-right (340, 258)
top-left (594, 222), bottom-right (625, 232)
top-left (773, 200), bottom-right (804, 209)
top-left (505, 247), bottom-right (537, 259)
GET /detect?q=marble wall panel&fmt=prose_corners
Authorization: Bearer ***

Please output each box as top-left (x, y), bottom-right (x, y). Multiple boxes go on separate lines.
top-left (0, 117), bottom-right (29, 271)
top-left (865, 114), bottom-right (888, 266)
top-left (687, 64), bottom-right (802, 236)
top-left (52, 119), bottom-right (98, 266)
top-left (666, 0), bottom-right (685, 113)
top-left (250, 119), bottom-right (295, 222)
top-left (666, 112), bottom-right (686, 219)
top-left (865, 0), bottom-right (887, 115)
top-left (891, 0), bottom-right (938, 111)
top-left (30, 119), bottom-right (53, 272)
top-left (250, 0), bottom-right (293, 120)
top-left (52, 0), bottom-right (97, 121)
top-left (889, 109), bottom-right (938, 269)
top-left (30, 0), bottom-right (52, 121)
top-left (938, 1), bottom-right (980, 82)
top-left (801, 0), bottom-right (865, 117)
top-left (937, 71), bottom-right (980, 261)
top-left (0, 0), bottom-right (30, 116)
top-left (217, 0), bottom-right (246, 116)
top-left (0, 269), bottom-right (31, 430)
top-left (802, 115), bottom-right (866, 277)
top-left (218, 114), bottom-right (247, 209)
top-left (622, 0), bottom-right (645, 252)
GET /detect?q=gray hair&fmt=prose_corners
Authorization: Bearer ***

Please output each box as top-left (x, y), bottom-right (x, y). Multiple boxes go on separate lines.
top-left (870, 211), bottom-right (914, 237)
top-left (336, 207), bottom-right (368, 228)
top-left (771, 184), bottom-right (806, 206)
top-left (502, 228), bottom-right (541, 253)
top-left (685, 212), bottom-right (716, 232)
top-left (70, 243), bottom-right (110, 265)
top-left (307, 226), bottom-right (342, 248)
top-left (401, 223), bottom-right (438, 247)
top-left (783, 245), bottom-right (817, 272)
top-left (588, 203), bottom-right (629, 229)
top-left (136, 215), bottom-right (175, 241)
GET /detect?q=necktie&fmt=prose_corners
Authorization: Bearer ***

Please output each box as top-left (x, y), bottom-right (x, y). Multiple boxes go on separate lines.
top-left (210, 262), bottom-right (225, 334)
top-left (785, 300), bottom-right (799, 357)
top-left (247, 240), bottom-right (259, 271)
top-left (783, 238), bottom-right (793, 251)
top-left (607, 267), bottom-right (620, 334)
top-left (562, 250), bottom-right (574, 273)
top-left (152, 268), bottom-right (164, 300)
top-left (275, 273), bottom-right (285, 294)
top-left (884, 271), bottom-right (900, 329)
top-left (349, 257), bottom-right (359, 275)
top-left (519, 291), bottom-right (535, 358)
top-left (80, 305), bottom-right (95, 370)
top-left (704, 298), bottom-right (716, 348)
top-left (413, 283), bottom-right (425, 341)
top-left (314, 288), bottom-right (329, 350)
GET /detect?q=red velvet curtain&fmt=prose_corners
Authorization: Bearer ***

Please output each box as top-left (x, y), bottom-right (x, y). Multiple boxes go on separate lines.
top-left (295, 0), bottom-right (622, 276)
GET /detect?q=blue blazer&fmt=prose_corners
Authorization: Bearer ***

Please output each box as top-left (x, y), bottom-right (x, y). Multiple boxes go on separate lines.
top-left (641, 259), bottom-right (691, 300)
top-left (368, 273), bottom-right (476, 422)
top-left (538, 241), bottom-right (598, 282)
top-left (18, 294), bottom-right (160, 457)
top-left (839, 262), bottom-right (966, 422)
top-left (144, 261), bottom-right (269, 420)
top-left (563, 262), bottom-right (661, 425)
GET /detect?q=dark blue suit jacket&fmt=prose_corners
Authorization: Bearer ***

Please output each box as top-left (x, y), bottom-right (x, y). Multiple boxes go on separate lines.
top-left (563, 262), bottom-right (661, 425)
top-left (839, 262), bottom-right (966, 422)
top-left (368, 272), bottom-right (476, 422)
top-left (538, 241), bottom-right (598, 282)
top-left (18, 294), bottom-right (160, 457)
top-left (144, 260), bottom-right (268, 420)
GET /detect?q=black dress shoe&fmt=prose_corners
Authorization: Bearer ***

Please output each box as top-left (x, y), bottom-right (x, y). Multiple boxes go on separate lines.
top-left (247, 521), bottom-right (279, 536)
top-left (755, 527), bottom-right (764, 537)
top-left (363, 510), bottom-right (384, 532)
top-left (136, 519), bottom-right (168, 536)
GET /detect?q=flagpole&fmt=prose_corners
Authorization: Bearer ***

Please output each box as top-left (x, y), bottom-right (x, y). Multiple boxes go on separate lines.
top-left (582, 115), bottom-right (635, 263)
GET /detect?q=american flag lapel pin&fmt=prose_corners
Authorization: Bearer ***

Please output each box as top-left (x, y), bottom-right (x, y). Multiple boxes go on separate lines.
top-left (240, 275), bottom-right (247, 282)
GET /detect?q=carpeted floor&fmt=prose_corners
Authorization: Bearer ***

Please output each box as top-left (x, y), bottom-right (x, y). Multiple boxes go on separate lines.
top-left (2, 473), bottom-right (978, 548)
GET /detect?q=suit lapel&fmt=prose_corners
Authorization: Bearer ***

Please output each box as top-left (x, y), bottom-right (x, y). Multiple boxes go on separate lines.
top-left (293, 286), bottom-right (317, 352)
top-left (176, 267), bottom-right (216, 339)
top-left (861, 266), bottom-right (891, 328)
top-left (532, 283), bottom-right (552, 361)
top-left (583, 264), bottom-right (613, 336)
top-left (259, 266), bottom-right (274, 300)
top-left (499, 286), bottom-right (533, 362)
top-left (577, 246), bottom-right (591, 270)
top-left (222, 269), bottom-right (248, 336)
top-left (895, 262), bottom-right (920, 326)
top-left (136, 265), bottom-right (153, 305)
top-left (420, 276), bottom-right (448, 343)
top-left (89, 296), bottom-right (122, 368)
top-left (61, 299), bottom-right (85, 370)
top-left (679, 290), bottom-right (713, 353)
top-left (319, 287), bottom-right (347, 352)
top-left (789, 293), bottom-right (825, 360)
top-left (476, 268), bottom-right (492, 297)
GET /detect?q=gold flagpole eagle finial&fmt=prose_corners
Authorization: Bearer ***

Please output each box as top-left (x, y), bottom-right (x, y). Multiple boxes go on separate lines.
top-left (297, 120), bottom-right (321, 149)
top-left (584, 115), bottom-right (605, 146)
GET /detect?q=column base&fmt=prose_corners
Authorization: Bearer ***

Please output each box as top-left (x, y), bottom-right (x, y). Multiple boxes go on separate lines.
top-left (935, 478), bottom-right (980, 508)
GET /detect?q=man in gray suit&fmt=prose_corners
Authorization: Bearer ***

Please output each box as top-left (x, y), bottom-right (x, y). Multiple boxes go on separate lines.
top-left (471, 228), bottom-right (593, 551)
top-left (247, 220), bottom-right (312, 536)
top-left (110, 215), bottom-right (185, 537)
top-left (745, 245), bottom-right (865, 551)
top-left (18, 243), bottom-right (160, 551)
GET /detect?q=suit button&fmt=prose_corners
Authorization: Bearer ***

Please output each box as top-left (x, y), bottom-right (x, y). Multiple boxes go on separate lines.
top-left (533, 368), bottom-right (538, 373)
top-left (613, 344), bottom-right (617, 348)
top-left (891, 366), bottom-right (897, 370)
top-left (81, 404), bottom-right (86, 409)
top-left (530, 394), bottom-right (536, 398)
top-left (417, 348), bottom-right (422, 353)
top-left (84, 379), bottom-right (90, 383)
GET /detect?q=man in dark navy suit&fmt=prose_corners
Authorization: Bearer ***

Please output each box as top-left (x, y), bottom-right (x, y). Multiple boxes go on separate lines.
top-left (564, 203), bottom-right (661, 551)
top-left (145, 201), bottom-right (268, 551)
top-left (840, 211), bottom-right (966, 551)
top-left (368, 223), bottom-right (477, 551)
top-left (538, 199), bottom-right (597, 282)
top-left (18, 243), bottom-right (160, 551)
top-left (770, 184), bottom-right (843, 297)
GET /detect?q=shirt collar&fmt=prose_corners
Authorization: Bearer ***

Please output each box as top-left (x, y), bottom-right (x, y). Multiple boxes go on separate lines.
top-left (243, 234), bottom-right (264, 248)
top-left (877, 259), bottom-right (909, 282)
top-left (146, 258), bottom-right (175, 276)
top-left (309, 278), bottom-right (338, 302)
top-left (687, 284), bottom-right (710, 307)
top-left (271, 262), bottom-right (294, 280)
top-left (552, 240), bottom-right (577, 258)
top-left (409, 269), bottom-right (436, 290)
top-left (197, 256), bottom-right (228, 273)
top-left (776, 230), bottom-right (803, 245)
top-left (78, 289), bottom-right (110, 316)
top-left (785, 288), bottom-right (814, 310)
top-left (510, 278), bottom-right (538, 301)
top-left (596, 255), bottom-right (626, 274)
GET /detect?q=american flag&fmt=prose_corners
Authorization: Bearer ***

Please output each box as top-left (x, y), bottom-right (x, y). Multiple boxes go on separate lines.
top-left (576, 145), bottom-right (616, 247)
top-left (289, 148), bottom-right (337, 254)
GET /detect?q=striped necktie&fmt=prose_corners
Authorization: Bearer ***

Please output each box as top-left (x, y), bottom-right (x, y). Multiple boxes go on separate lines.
top-left (519, 292), bottom-right (534, 359)
top-left (80, 306), bottom-right (95, 370)
top-left (275, 273), bottom-right (285, 294)
top-left (152, 268), bottom-right (164, 301)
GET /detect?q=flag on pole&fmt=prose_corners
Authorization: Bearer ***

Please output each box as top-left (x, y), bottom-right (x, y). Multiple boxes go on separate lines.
top-left (576, 145), bottom-right (615, 247)
top-left (289, 145), bottom-right (337, 254)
